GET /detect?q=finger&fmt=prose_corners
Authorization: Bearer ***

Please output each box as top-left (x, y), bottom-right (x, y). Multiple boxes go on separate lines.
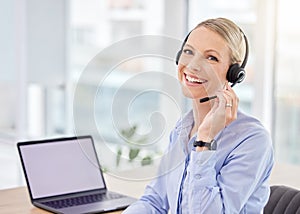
top-left (224, 82), bottom-right (237, 100)
top-left (213, 91), bottom-right (227, 126)
top-left (226, 83), bottom-right (239, 105)
top-left (215, 90), bottom-right (227, 107)
top-left (223, 90), bottom-right (235, 109)
top-left (223, 87), bottom-right (238, 124)
top-left (223, 92), bottom-right (234, 117)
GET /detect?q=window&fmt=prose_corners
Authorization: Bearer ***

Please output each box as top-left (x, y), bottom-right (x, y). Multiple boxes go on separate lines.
top-left (274, 0), bottom-right (300, 164)
top-left (69, 0), bottom-right (182, 176)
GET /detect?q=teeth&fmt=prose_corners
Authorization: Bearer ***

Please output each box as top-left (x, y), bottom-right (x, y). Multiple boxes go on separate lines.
top-left (186, 75), bottom-right (205, 83)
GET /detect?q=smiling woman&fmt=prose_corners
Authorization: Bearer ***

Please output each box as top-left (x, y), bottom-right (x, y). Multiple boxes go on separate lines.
top-left (123, 17), bottom-right (274, 214)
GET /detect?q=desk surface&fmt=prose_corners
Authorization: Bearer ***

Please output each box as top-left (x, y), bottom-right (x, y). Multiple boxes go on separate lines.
top-left (0, 168), bottom-right (151, 214)
top-left (0, 186), bottom-right (122, 214)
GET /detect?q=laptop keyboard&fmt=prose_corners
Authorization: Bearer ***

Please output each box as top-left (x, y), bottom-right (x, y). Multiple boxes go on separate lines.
top-left (42, 192), bottom-right (124, 209)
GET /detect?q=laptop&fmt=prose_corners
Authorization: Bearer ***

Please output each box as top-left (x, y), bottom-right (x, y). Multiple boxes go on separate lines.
top-left (17, 135), bottom-right (136, 214)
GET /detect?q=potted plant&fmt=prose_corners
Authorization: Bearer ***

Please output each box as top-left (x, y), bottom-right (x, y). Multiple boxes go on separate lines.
top-left (116, 124), bottom-right (154, 168)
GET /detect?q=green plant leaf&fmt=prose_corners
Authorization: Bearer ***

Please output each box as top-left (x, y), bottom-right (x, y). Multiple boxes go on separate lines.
top-left (121, 125), bottom-right (137, 139)
top-left (116, 147), bottom-right (122, 167)
top-left (141, 156), bottom-right (153, 166)
top-left (129, 148), bottom-right (140, 161)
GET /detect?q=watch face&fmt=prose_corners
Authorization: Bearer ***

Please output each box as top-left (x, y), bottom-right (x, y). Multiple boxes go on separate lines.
top-left (210, 139), bottom-right (217, 150)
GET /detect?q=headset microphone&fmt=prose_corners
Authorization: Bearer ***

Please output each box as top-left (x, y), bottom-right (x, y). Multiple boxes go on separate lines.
top-left (199, 96), bottom-right (217, 103)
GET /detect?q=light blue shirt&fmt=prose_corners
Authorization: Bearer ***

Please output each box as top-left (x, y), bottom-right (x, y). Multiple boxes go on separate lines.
top-left (123, 110), bottom-right (274, 214)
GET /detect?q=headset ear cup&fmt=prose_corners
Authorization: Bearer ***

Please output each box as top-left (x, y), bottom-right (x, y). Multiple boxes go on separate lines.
top-left (227, 63), bottom-right (246, 84)
top-left (175, 50), bottom-right (182, 65)
top-left (236, 68), bottom-right (246, 83)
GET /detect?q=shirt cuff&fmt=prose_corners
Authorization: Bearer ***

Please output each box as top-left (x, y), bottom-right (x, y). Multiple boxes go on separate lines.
top-left (188, 150), bottom-right (217, 187)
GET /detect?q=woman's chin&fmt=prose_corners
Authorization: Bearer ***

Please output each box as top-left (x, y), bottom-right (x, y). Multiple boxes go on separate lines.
top-left (181, 90), bottom-right (206, 100)
top-left (181, 86), bottom-right (207, 99)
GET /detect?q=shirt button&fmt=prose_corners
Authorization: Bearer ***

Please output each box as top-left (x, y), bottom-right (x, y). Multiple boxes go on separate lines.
top-left (195, 174), bottom-right (201, 179)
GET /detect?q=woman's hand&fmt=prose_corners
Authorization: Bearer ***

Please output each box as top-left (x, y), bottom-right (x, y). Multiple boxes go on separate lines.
top-left (196, 82), bottom-right (239, 143)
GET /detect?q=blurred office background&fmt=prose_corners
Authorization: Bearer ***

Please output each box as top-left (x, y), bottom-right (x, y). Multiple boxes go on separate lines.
top-left (1, 0), bottom-right (300, 189)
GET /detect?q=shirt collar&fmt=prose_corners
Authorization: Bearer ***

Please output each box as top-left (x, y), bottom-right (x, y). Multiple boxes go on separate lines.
top-left (175, 109), bottom-right (194, 134)
top-left (174, 110), bottom-right (195, 154)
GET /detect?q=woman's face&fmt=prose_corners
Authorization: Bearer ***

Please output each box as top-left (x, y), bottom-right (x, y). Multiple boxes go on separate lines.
top-left (177, 26), bottom-right (231, 99)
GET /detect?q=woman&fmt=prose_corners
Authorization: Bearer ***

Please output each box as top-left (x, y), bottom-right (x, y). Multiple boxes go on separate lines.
top-left (123, 17), bottom-right (274, 213)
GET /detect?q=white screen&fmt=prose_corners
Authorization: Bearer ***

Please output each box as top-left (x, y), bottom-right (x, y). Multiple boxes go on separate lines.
top-left (19, 137), bottom-right (105, 198)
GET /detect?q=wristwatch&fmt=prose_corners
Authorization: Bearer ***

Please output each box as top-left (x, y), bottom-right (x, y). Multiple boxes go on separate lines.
top-left (193, 139), bottom-right (216, 150)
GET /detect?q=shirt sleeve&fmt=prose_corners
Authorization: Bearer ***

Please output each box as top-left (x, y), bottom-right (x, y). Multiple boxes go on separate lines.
top-left (186, 131), bottom-right (274, 213)
top-left (122, 176), bottom-right (169, 214)
top-left (122, 154), bottom-right (172, 214)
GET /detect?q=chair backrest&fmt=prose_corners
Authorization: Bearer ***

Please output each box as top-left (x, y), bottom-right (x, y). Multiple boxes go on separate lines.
top-left (264, 185), bottom-right (300, 214)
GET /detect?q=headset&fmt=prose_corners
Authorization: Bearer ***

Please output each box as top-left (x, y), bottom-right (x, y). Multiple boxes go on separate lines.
top-left (175, 29), bottom-right (249, 87)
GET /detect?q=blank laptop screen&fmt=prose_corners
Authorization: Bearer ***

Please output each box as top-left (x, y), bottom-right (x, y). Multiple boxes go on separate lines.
top-left (19, 137), bottom-right (105, 199)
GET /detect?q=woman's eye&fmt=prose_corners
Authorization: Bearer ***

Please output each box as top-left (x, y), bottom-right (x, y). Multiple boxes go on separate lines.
top-left (183, 49), bottom-right (194, 55)
top-left (208, 55), bottom-right (218, 62)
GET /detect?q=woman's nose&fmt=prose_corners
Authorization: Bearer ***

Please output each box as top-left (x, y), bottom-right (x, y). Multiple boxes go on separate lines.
top-left (186, 57), bottom-right (202, 72)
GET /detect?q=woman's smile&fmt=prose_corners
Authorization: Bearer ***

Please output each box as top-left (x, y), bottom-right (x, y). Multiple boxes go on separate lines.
top-left (183, 72), bottom-right (208, 86)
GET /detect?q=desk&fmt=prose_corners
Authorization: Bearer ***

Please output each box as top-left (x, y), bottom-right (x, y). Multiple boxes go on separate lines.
top-left (0, 186), bottom-right (122, 214)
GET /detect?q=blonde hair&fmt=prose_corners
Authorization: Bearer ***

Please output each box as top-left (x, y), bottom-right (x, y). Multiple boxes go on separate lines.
top-left (196, 17), bottom-right (246, 65)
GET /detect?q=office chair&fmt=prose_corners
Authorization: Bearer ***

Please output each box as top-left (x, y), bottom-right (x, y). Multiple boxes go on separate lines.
top-left (264, 185), bottom-right (300, 214)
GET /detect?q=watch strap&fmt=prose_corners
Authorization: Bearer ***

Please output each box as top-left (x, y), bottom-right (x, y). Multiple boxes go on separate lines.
top-left (193, 139), bottom-right (216, 150)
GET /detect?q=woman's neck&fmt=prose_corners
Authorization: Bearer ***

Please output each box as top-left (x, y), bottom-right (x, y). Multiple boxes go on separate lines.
top-left (190, 99), bottom-right (213, 138)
